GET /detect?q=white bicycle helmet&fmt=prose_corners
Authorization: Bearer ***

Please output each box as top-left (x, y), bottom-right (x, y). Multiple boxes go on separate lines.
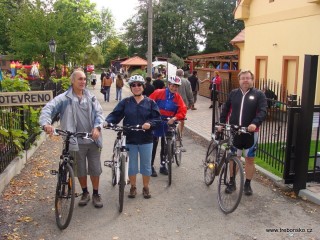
top-left (128, 75), bottom-right (145, 85)
top-left (168, 76), bottom-right (182, 86)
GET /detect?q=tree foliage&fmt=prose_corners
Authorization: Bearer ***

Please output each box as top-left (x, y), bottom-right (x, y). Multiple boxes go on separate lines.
top-left (123, 0), bottom-right (243, 59)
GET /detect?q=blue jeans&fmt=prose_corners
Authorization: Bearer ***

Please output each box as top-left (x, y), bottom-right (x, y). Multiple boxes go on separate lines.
top-left (104, 86), bottom-right (110, 102)
top-left (127, 143), bottom-right (153, 176)
top-left (116, 87), bottom-right (122, 100)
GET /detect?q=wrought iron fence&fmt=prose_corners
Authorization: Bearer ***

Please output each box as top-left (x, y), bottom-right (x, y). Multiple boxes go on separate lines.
top-left (0, 79), bottom-right (63, 174)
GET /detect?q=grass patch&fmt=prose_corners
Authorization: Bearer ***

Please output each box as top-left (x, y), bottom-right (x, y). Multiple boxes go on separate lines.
top-left (256, 140), bottom-right (320, 177)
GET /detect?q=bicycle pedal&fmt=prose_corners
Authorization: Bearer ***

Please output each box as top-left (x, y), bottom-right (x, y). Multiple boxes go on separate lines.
top-left (104, 161), bottom-right (112, 167)
top-left (50, 170), bottom-right (58, 175)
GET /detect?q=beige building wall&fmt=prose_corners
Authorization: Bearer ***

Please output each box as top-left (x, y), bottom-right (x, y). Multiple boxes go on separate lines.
top-left (235, 0), bottom-right (320, 103)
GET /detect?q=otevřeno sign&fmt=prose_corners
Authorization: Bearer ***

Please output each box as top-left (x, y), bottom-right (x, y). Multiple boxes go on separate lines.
top-left (0, 91), bottom-right (53, 106)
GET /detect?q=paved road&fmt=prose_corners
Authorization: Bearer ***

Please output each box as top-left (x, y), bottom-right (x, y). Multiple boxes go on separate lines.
top-left (1, 80), bottom-right (320, 240)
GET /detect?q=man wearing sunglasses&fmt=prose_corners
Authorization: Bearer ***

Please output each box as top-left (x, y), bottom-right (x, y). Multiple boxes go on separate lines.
top-left (40, 69), bottom-right (105, 208)
top-left (149, 76), bottom-right (187, 176)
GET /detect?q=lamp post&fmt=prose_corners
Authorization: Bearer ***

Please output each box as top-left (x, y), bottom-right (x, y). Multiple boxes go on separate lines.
top-left (48, 38), bottom-right (57, 69)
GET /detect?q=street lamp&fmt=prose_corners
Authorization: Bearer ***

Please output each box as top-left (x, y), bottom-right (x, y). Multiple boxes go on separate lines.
top-left (48, 38), bottom-right (57, 69)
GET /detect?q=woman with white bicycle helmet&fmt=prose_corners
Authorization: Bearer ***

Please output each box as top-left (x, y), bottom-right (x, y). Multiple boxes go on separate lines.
top-left (106, 74), bottom-right (161, 199)
top-left (167, 76), bottom-right (182, 86)
top-left (128, 75), bottom-right (145, 97)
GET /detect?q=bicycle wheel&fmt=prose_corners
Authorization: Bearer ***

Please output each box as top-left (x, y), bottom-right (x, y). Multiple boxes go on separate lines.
top-left (167, 138), bottom-right (173, 186)
top-left (111, 140), bottom-right (119, 186)
top-left (217, 156), bottom-right (244, 214)
top-left (118, 155), bottom-right (126, 213)
top-left (55, 163), bottom-right (75, 230)
top-left (204, 140), bottom-right (218, 186)
top-left (175, 128), bottom-right (182, 166)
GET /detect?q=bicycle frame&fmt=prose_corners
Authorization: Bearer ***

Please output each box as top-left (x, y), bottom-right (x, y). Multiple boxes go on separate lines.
top-left (114, 131), bottom-right (129, 185)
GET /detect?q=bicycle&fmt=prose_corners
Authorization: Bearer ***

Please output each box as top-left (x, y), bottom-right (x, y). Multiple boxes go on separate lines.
top-left (50, 129), bottom-right (92, 230)
top-left (103, 124), bottom-right (144, 213)
top-left (203, 123), bottom-right (249, 214)
top-left (162, 119), bottom-right (184, 186)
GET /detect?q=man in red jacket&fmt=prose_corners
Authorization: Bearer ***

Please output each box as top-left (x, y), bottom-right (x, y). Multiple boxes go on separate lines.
top-left (149, 76), bottom-right (187, 176)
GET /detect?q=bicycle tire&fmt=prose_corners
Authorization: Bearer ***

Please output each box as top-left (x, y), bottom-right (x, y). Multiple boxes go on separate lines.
top-left (111, 140), bottom-right (119, 187)
top-left (175, 128), bottom-right (182, 166)
top-left (217, 156), bottom-right (244, 214)
top-left (167, 138), bottom-right (173, 186)
top-left (118, 155), bottom-right (126, 213)
top-left (55, 163), bottom-right (75, 230)
top-left (204, 140), bottom-right (218, 186)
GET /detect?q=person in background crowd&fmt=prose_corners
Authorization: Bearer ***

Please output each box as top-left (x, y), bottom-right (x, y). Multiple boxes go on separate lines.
top-left (39, 69), bottom-right (104, 208)
top-left (219, 69), bottom-right (267, 196)
top-left (143, 77), bottom-right (155, 97)
top-left (152, 73), bottom-right (165, 90)
top-left (111, 71), bottom-right (116, 83)
top-left (106, 75), bottom-right (161, 199)
top-left (188, 70), bottom-right (200, 110)
top-left (176, 69), bottom-right (193, 141)
top-left (202, 71), bottom-right (221, 109)
top-left (90, 71), bottom-right (97, 90)
top-left (115, 74), bottom-right (124, 101)
top-left (101, 73), bottom-right (112, 102)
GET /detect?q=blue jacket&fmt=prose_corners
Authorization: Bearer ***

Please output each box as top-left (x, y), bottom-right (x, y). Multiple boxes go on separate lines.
top-left (106, 96), bottom-right (161, 144)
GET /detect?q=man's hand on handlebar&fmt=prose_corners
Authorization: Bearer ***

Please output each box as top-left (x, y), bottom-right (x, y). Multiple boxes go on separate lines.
top-left (142, 122), bottom-right (151, 130)
top-left (247, 124), bottom-right (257, 132)
top-left (43, 124), bottom-right (54, 135)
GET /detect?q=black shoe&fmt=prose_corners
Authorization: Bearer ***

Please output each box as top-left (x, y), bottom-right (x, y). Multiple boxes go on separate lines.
top-left (209, 105), bottom-right (213, 108)
top-left (160, 166), bottom-right (168, 175)
top-left (225, 181), bottom-right (236, 194)
top-left (151, 167), bottom-right (158, 177)
top-left (244, 182), bottom-right (253, 196)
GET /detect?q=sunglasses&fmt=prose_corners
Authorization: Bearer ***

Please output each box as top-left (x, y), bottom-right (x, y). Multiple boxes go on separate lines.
top-left (131, 83), bottom-right (143, 87)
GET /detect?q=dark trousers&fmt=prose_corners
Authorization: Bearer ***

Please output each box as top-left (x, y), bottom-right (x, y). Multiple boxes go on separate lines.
top-left (151, 136), bottom-right (165, 167)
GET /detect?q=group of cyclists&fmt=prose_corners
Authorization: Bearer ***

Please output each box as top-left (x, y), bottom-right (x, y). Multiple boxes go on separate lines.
top-left (40, 67), bottom-right (267, 209)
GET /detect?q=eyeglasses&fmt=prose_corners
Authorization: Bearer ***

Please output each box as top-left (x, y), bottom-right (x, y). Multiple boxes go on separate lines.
top-left (78, 77), bottom-right (86, 81)
top-left (239, 77), bottom-right (252, 80)
top-left (131, 83), bottom-right (143, 87)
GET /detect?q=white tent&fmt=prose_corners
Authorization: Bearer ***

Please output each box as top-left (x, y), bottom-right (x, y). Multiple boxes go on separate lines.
top-left (152, 61), bottom-right (177, 79)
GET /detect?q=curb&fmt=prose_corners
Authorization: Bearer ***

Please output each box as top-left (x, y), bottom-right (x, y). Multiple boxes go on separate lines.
top-left (0, 131), bottom-right (47, 194)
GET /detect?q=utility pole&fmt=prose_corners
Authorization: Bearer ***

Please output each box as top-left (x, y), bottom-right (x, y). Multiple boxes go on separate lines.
top-left (147, 0), bottom-right (153, 78)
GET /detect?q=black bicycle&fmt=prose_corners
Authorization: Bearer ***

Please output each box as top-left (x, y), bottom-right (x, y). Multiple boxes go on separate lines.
top-left (162, 120), bottom-right (183, 186)
top-left (50, 129), bottom-right (92, 229)
top-left (104, 124), bottom-right (144, 212)
top-left (203, 123), bottom-right (249, 214)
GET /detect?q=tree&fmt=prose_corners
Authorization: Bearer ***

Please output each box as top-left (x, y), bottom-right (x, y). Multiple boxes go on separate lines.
top-left (102, 38), bottom-right (128, 67)
top-left (92, 7), bottom-right (115, 45)
top-left (200, 0), bottom-right (244, 53)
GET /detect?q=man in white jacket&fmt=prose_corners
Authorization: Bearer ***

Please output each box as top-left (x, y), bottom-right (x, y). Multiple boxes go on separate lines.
top-left (39, 69), bottom-right (105, 208)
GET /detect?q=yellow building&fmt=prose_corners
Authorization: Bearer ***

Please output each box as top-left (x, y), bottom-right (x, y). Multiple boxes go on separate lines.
top-left (233, 0), bottom-right (320, 102)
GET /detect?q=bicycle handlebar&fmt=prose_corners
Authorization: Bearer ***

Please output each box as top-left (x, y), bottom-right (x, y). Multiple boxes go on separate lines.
top-left (103, 123), bottom-right (145, 132)
top-left (53, 128), bottom-right (93, 140)
top-left (215, 123), bottom-right (249, 134)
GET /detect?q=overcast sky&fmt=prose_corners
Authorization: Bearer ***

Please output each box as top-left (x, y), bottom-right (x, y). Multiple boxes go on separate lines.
top-left (90, 0), bottom-right (140, 32)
